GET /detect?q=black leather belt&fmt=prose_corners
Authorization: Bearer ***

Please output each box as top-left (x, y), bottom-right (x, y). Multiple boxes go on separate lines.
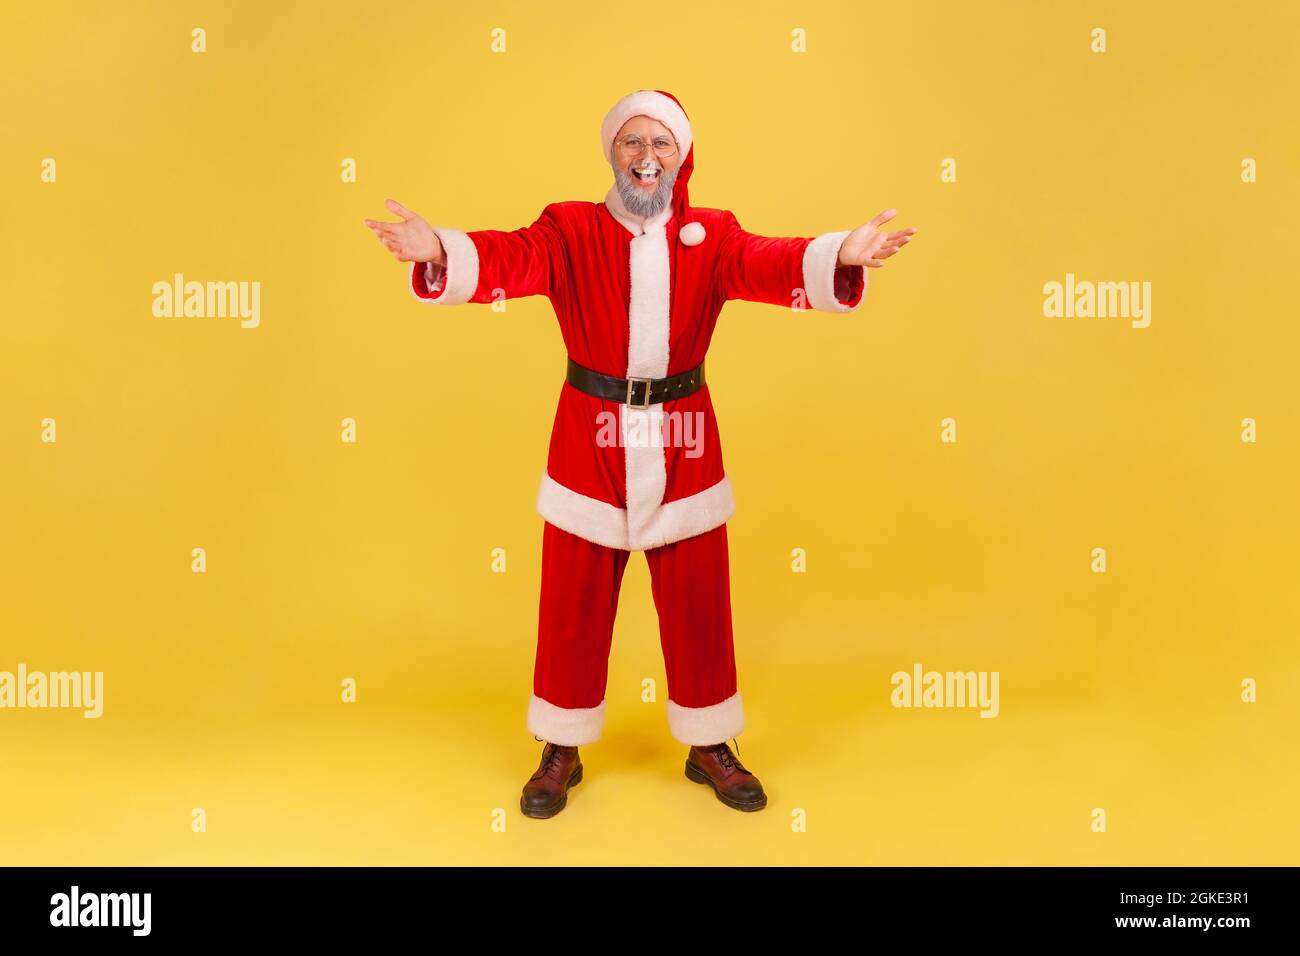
top-left (566, 357), bottom-right (705, 409)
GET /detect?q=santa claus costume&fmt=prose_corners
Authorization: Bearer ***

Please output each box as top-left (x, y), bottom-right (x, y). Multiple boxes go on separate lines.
top-left (407, 90), bottom-right (866, 747)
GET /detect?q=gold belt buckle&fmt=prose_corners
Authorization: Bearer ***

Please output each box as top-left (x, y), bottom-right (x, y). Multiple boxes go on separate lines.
top-left (625, 377), bottom-right (652, 409)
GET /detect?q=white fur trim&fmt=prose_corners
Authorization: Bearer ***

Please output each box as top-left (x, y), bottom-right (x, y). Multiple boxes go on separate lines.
top-left (409, 227), bottom-right (479, 305)
top-left (667, 691), bottom-right (744, 746)
top-left (536, 473), bottom-right (630, 550)
top-left (630, 215), bottom-right (673, 312)
top-left (679, 221), bottom-right (706, 246)
top-left (600, 90), bottom-right (692, 163)
top-left (630, 474), bottom-right (734, 551)
top-left (624, 406), bottom-right (667, 550)
top-left (536, 472), bottom-right (736, 553)
top-left (802, 230), bottom-right (867, 313)
top-left (528, 693), bottom-right (605, 746)
top-left (623, 206), bottom-right (674, 546)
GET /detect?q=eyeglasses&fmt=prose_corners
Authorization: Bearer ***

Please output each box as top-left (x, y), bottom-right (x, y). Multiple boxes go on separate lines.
top-left (615, 134), bottom-right (678, 158)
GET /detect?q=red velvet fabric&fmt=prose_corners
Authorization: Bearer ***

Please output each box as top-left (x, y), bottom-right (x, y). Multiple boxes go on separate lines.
top-left (410, 202), bottom-right (864, 512)
top-left (533, 520), bottom-right (736, 711)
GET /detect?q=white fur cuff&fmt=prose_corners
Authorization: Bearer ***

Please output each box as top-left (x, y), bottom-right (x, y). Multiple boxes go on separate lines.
top-left (527, 694), bottom-right (606, 746)
top-left (802, 231), bottom-right (867, 313)
top-left (667, 691), bottom-right (745, 746)
top-left (410, 227), bottom-right (479, 305)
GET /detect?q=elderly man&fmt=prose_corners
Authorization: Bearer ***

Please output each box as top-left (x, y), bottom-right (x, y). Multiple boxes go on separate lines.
top-left (365, 89), bottom-right (915, 818)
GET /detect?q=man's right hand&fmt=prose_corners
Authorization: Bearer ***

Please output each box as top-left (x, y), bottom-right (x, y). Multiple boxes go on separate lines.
top-left (363, 199), bottom-right (445, 264)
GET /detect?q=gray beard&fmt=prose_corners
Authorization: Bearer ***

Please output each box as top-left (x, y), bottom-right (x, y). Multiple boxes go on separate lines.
top-left (613, 162), bottom-right (679, 219)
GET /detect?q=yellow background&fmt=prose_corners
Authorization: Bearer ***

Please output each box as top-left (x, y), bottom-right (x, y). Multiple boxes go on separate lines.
top-left (3, 0), bottom-right (1297, 865)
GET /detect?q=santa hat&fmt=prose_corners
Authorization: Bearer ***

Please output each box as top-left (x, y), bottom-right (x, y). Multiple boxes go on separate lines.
top-left (600, 89), bottom-right (693, 161)
top-left (601, 89), bottom-right (701, 243)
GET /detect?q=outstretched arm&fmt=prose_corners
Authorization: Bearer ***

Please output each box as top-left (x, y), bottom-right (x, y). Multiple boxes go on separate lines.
top-left (364, 198), bottom-right (564, 305)
top-left (715, 208), bottom-right (916, 313)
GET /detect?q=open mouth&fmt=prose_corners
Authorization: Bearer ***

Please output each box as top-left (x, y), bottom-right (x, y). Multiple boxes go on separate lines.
top-left (630, 163), bottom-right (661, 187)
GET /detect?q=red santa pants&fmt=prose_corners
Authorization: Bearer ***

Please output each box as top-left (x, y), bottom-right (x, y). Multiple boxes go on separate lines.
top-left (527, 520), bottom-right (744, 747)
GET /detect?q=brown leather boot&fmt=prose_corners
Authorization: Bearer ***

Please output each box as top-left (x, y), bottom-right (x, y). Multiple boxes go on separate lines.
top-left (685, 740), bottom-right (767, 811)
top-left (520, 741), bottom-right (583, 819)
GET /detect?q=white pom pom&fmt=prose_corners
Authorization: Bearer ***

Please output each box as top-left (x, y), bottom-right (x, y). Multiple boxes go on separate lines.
top-left (679, 221), bottom-right (706, 246)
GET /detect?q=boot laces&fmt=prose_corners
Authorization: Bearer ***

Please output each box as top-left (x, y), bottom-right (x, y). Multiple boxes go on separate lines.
top-left (538, 739), bottom-right (566, 778)
top-left (714, 739), bottom-right (746, 773)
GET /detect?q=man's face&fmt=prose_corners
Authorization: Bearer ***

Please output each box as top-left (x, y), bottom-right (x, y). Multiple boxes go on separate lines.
top-left (610, 115), bottom-right (680, 218)
top-left (612, 115), bottom-right (680, 190)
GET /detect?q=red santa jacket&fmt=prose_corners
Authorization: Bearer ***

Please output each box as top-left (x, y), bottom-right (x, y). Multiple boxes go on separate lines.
top-left (407, 184), bottom-right (866, 551)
